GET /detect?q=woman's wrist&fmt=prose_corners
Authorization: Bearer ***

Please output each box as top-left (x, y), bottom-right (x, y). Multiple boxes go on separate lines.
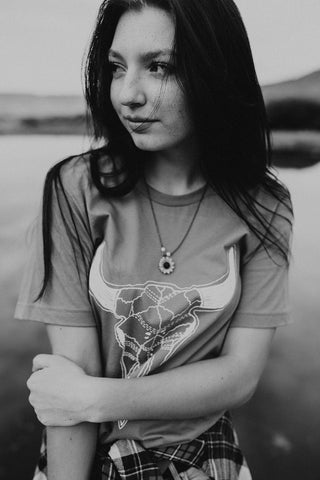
top-left (84, 376), bottom-right (116, 424)
top-left (84, 376), bottom-right (137, 424)
top-left (67, 373), bottom-right (102, 425)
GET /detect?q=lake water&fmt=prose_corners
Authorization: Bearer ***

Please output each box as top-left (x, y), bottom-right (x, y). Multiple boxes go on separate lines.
top-left (0, 135), bottom-right (320, 480)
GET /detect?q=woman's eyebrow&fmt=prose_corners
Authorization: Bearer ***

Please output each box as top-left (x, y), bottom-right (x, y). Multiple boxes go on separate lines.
top-left (140, 49), bottom-right (174, 62)
top-left (108, 49), bottom-right (174, 61)
top-left (108, 49), bottom-right (123, 60)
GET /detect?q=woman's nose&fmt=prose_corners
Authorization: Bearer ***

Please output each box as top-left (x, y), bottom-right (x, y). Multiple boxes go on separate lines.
top-left (119, 72), bottom-right (146, 108)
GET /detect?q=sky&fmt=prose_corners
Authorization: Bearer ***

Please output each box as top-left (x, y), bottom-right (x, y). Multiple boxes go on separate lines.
top-left (0, 0), bottom-right (319, 95)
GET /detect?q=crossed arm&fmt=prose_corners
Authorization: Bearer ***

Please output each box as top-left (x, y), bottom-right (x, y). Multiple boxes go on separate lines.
top-left (27, 324), bottom-right (275, 480)
top-left (28, 324), bottom-right (275, 425)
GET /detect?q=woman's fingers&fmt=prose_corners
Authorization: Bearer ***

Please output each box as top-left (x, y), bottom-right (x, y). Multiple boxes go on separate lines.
top-left (32, 353), bottom-right (76, 372)
top-left (26, 354), bottom-right (90, 426)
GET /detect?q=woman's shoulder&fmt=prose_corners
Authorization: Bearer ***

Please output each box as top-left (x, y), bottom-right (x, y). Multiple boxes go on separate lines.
top-left (247, 180), bottom-right (293, 253)
top-left (51, 145), bottom-right (114, 200)
top-left (251, 179), bottom-right (293, 221)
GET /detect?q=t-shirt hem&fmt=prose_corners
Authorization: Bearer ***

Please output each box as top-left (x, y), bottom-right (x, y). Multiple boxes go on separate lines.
top-left (230, 312), bottom-right (292, 328)
top-left (14, 303), bottom-right (95, 327)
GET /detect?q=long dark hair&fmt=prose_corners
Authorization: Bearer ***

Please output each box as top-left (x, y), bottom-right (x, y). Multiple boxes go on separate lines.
top-left (38, 0), bottom-right (293, 299)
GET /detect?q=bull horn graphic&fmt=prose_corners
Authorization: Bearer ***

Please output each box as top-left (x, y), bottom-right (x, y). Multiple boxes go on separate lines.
top-left (90, 243), bottom-right (238, 313)
top-left (198, 246), bottom-right (237, 310)
top-left (89, 243), bottom-right (122, 315)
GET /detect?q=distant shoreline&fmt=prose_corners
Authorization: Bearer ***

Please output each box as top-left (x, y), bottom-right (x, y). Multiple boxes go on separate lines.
top-left (0, 129), bottom-right (319, 169)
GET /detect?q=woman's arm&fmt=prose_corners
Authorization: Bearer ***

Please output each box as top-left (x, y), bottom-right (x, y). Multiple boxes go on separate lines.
top-left (29, 326), bottom-right (275, 426)
top-left (89, 326), bottom-right (275, 422)
top-left (30, 325), bottom-right (101, 480)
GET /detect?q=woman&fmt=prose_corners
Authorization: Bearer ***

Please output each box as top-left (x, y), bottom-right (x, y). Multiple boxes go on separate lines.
top-left (15, 0), bottom-right (293, 479)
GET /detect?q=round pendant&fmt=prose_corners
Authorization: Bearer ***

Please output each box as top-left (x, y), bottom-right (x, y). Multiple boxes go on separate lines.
top-left (159, 255), bottom-right (175, 275)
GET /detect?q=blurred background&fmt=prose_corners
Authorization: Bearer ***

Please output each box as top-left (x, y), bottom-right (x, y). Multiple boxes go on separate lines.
top-left (0, 1), bottom-right (319, 479)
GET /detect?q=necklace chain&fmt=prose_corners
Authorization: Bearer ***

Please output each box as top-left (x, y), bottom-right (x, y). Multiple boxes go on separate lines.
top-left (145, 180), bottom-right (208, 274)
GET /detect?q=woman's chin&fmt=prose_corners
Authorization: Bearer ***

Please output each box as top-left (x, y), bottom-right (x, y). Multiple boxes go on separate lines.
top-left (130, 135), bottom-right (165, 152)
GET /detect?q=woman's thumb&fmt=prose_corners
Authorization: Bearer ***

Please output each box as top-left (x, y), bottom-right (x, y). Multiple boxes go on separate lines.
top-left (32, 354), bottom-right (55, 372)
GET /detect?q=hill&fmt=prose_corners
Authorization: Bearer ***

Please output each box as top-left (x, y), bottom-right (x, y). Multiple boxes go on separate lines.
top-left (262, 70), bottom-right (320, 104)
top-left (262, 70), bottom-right (320, 133)
top-left (0, 93), bottom-right (84, 118)
top-left (0, 93), bottom-right (86, 135)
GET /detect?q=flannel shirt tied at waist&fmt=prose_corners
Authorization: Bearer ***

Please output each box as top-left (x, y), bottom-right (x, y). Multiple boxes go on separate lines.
top-left (94, 413), bottom-right (248, 480)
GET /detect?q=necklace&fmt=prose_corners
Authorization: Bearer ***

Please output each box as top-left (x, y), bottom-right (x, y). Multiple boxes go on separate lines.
top-left (145, 181), bottom-right (208, 275)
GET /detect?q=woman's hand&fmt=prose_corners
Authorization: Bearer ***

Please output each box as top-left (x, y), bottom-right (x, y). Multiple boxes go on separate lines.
top-left (27, 354), bottom-right (95, 427)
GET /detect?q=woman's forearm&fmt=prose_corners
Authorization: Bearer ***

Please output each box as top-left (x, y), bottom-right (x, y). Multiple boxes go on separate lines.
top-left (47, 423), bottom-right (98, 480)
top-left (87, 355), bottom-right (254, 423)
top-left (87, 327), bottom-right (275, 424)
top-left (43, 324), bottom-right (101, 479)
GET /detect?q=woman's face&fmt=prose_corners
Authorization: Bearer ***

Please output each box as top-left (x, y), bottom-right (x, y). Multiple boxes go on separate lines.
top-left (109, 6), bottom-right (195, 153)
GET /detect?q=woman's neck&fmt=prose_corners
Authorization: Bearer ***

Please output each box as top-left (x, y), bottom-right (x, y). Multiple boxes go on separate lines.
top-left (143, 145), bottom-right (205, 196)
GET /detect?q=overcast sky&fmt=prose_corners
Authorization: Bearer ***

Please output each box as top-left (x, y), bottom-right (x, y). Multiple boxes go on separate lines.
top-left (1, 0), bottom-right (319, 94)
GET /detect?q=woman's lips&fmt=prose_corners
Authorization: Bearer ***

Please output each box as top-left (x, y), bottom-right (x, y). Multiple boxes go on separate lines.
top-left (124, 116), bottom-right (157, 132)
top-left (124, 116), bottom-right (156, 122)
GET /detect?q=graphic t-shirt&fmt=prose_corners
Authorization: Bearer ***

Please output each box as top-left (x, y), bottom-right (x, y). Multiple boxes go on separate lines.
top-left (15, 154), bottom-right (292, 448)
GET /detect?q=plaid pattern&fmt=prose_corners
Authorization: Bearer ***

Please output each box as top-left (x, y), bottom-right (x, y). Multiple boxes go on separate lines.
top-left (33, 413), bottom-right (252, 480)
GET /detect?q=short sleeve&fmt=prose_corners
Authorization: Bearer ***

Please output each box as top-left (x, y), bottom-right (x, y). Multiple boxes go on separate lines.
top-left (231, 192), bottom-right (293, 328)
top-left (14, 160), bottom-right (96, 327)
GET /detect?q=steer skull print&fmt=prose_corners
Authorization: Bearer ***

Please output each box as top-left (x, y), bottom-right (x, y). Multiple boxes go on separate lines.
top-left (89, 243), bottom-right (238, 429)
top-left (90, 243), bottom-right (238, 381)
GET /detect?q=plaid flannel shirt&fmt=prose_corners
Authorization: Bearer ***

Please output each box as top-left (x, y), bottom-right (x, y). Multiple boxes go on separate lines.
top-left (34, 413), bottom-right (251, 480)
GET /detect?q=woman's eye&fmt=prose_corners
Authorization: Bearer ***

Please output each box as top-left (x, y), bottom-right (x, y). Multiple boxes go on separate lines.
top-left (108, 61), bottom-right (125, 77)
top-left (149, 62), bottom-right (173, 76)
